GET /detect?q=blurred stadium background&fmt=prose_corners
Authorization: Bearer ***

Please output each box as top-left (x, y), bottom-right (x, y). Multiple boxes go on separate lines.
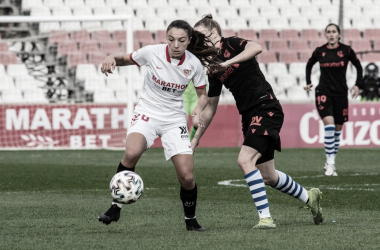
top-left (0, 0), bottom-right (379, 149)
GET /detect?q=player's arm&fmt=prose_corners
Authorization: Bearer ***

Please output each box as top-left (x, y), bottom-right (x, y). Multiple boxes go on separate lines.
top-left (304, 50), bottom-right (318, 91)
top-left (191, 96), bottom-right (220, 151)
top-left (210, 41), bottom-right (262, 73)
top-left (348, 48), bottom-right (363, 99)
top-left (192, 87), bottom-right (208, 126)
top-left (101, 54), bottom-right (135, 76)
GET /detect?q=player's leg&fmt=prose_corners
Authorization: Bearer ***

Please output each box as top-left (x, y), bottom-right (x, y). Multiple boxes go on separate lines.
top-left (316, 94), bottom-right (337, 176)
top-left (257, 157), bottom-right (323, 225)
top-left (239, 143), bottom-right (275, 229)
top-left (98, 113), bottom-right (156, 225)
top-left (161, 123), bottom-right (205, 231)
top-left (189, 96), bottom-right (198, 141)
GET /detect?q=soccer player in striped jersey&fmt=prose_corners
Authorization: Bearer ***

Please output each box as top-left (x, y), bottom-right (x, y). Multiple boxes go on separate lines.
top-left (305, 23), bottom-right (363, 176)
top-left (191, 14), bottom-right (323, 229)
top-left (98, 20), bottom-right (220, 231)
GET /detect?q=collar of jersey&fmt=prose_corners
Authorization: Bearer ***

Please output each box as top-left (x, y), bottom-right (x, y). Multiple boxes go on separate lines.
top-left (326, 43), bottom-right (340, 49)
top-left (166, 45), bottom-right (186, 66)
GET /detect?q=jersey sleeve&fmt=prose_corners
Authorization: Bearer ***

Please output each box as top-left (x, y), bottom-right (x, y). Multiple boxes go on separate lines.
top-left (129, 45), bottom-right (156, 67)
top-left (192, 60), bottom-right (207, 89)
top-left (225, 37), bottom-right (250, 54)
top-left (348, 47), bottom-right (363, 88)
top-left (207, 74), bottom-right (223, 97)
top-left (305, 49), bottom-right (318, 85)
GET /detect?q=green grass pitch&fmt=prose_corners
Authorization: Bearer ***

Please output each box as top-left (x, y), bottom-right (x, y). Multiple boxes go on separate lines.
top-left (1, 148), bottom-right (379, 250)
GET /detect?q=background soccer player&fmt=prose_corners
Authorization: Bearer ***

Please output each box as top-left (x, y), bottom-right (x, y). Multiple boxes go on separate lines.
top-left (304, 23), bottom-right (363, 176)
top-left (191, 15), bottom-right (323, 229)
top-left (98, 20), bottom-right (220, 231)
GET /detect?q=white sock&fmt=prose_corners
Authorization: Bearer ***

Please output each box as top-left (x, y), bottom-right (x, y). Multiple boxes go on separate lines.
top-left (273, 170), bottom-right (309, 203)
top-left (324, 125), bottom-right (335, 165)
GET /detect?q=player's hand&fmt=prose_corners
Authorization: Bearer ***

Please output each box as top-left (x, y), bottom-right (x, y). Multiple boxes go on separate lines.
top-left (303, 84), bottom-right (313, 91)
top-left (191, 139), bottom-right (199, 154)
top-left (351, 85), bottom-right (360, 99)
top-left (209, 62), bottom-right (230, 74)
top-left (101, 56), bottom-right (116, 76)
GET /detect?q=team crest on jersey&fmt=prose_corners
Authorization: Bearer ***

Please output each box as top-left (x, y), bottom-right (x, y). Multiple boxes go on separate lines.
top-left (183, 69), bottom-right (191, 78)
top-left (224, 49), bottom-right (231, 58)
top-left (337, 51), bottom-right (343, 57)
top-left (322, 52), bottom-right (326, 57)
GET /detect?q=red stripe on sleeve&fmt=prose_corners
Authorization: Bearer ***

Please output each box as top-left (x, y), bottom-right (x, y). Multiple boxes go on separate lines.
top-left (129, 53), bottom-right (140, 67)
top-left (195, 84), bottom-right (206, 89)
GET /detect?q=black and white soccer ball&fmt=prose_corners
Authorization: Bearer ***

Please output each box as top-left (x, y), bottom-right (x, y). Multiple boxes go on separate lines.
top-left (109, 171), bottom-right (144, 204)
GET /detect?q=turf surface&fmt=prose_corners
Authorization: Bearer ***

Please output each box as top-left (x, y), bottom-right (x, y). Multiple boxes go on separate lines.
top-left (1, 148), bottom-right (379, 250)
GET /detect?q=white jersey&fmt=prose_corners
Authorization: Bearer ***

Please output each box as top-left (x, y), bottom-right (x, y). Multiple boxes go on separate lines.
top-left (130, 44), bottom-right (206, 120)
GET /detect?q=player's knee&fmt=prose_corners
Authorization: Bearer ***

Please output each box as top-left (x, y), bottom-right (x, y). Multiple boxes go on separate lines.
top-left (123, 149), bottom-right (141, 163)
top-left (178, 173), bottom-right (194, 188)
top-left (237, 155), bottom-right (250, 168)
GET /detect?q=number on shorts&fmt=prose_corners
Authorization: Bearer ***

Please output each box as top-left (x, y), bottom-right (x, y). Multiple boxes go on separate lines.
top-left (317, 95), bottom-right (326, 105)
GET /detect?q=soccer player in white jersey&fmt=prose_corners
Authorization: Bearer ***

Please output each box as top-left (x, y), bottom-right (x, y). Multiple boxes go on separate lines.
top-left (98, 20), bottom-right (220, 231)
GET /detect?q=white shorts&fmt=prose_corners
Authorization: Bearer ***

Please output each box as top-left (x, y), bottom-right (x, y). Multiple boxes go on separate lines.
top-left (127, 112), bottom-right (192, 161)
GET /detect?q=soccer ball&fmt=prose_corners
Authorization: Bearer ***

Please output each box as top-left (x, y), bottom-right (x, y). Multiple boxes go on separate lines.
top-left (109, 171), bottom-right (144, 204)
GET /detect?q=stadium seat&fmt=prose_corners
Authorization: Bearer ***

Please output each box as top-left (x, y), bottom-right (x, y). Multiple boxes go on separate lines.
top-left (67, 53), bottom-right (87, 68)
top-left (268, 18), bottom-right (290, 31)
top-left (374, 40), bottom-right (380, 50)
top-left (300, 5), bottom-right (320, 17)
top-left (309, 39), bottom-right (327, 49)
top-left (65, 0), bottom-right (85, 7)
top-left (239, 6), bottom-right (260, 19)
top-left (120, 41), bottom-right (140, 52)
top-left (0, 42), bottom-right (9, 52)
top-left (14, 76), bottom-right (40, 90)
top-left (277, 74), bottom-right (297, 90)
top-left (310, 0), bottom-right (334, 7)
top-left (268, 40), bottom-right (288, 52)
top-left (299, 51), bottom-right (312, 62)
top-left (105, 0), bottom-right (126, 7)
top-left (363, 29), bottom-right (380, 41)
top-left (227, 18), bottom-right (248, 31)
top-left (127, 0), bottom-right (148, 8)
top-left (80, 41), bottom-right (100, 54)
top-left (259, 29), bottom-right (278, 41)
top-left (267, 62), bottom-right (288, 77)
top-left (188, 0), bottom-right (210, 8)
top-left (320, 5), bottom-right (339, 20)
top-left (51, 6), bottom-right (71, 16)
top-left (48, 31), bottom-right (70, 44)
top-left (300, 29), bottom-right (320, 41)
top-left (0, 53), bottom-right (18, 65)
top-left (257, 51), bottom-right (277, 64)
top-left (237, 29), bottom-right (258, 41)
top-left (291, 0), bottom-right (312, 7)
top-left (217, 7), bottom-right (239, 19)
top-left (228, 0), bottom-right (250, 7)
top-left (362, 53), bottom-right (380, 63)
top-left (287, 87), bottom-right (310, 102)
top-left (352, 0), bottom-right (374, 6)
top-left (84, 0), bottom-right (106, 7)
top-left (22, 0), bottom-right (44, 12)
top-left (351, 40), bottom-right (372, 51)
top-left (352, 17), bottom-right (373, 30)
top-left (289, 16), bottom-right (310, 30)
top-left (91, 30), bottom-right (112, 42)
top-left (289, 40), bottom-right (310, 52)
top-left (39, 22), bottom-right (61, 34)
top-left (0, 75), bottom-right (14, 90)
top-left (61, 22), bottom-right (82, 32)
top-left (279, 29), bottom-right (299, 41)
top-left (0, 64), bottom-right (6, 76)
top-left (279, 51), bottom-right (299, 64)
top-left (343, 29), bottom-right (361, 43)
top-left (7, 64), bottom-right (29, 77)
top-left (148, 0), bottom-right (170, 7)
top-left (88, 52), bottom-right (106, 66)
top-left (135, 7), bottom-right (156, 19)
top-left (0, 89), bottom-right (24, 103)
top-left (44, 0), bottom-right (64, 8)
top-left (289, 62), bottom-right (307, 79)
top-left (222, 29), bottom-right (236, 37)
top-left (70, 30), bottom-right (90, 42)
top-left (99, 41), bottom-right (121, 55)
top-left (344, 5), bottom-right (362, 20)
top-left (279, 5), bottom-right (300, 18)
top-left (113, 5), bottom-right (134, 16)
top-left (248, 17), bottom-right (270, 30)
top-left (112, 30), bottom-right (127, 43)
top-left (57, 41), bottom-right (78, 56)
top-left (259, 6), bottom-right (279, 18)
top-left (271, 0), bottom-right (290, 7)
top-left (134, 30), bottom-right (155, 47)
top-left (84, 77), bottom-right (106, 91)
top-left (362, 6), bottom-right (379, 19)
top-left (93, 89), bottom-right (116, 103)
top-left (168, 0), bottom-right (189, 7)
top-left (115, 90), bottom-right (135, 103)
top-left (23, 89), bottom-right (49, 104)
top-left (255, 40), bottom-right (267, 51)
top-left (156, 6), bottom-right (176, 19)
top-left (145, 18), bottom-right (167, 33)
top-left (209, 0), bottom-right (229, 7)
top-left (154, 30), bottom-right (167, 44)
top-left (198, 6), bottom-right (218, 19)
top-left (75, 64), bottom-right (98, 80)
top-left (72, 5), bottom-right (92, 15)
top-left (106, 76), bottom-right (128, 91)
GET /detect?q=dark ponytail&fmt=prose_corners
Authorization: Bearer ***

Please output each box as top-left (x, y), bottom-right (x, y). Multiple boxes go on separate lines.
top-left (167, 19), bottom-right (220, 68)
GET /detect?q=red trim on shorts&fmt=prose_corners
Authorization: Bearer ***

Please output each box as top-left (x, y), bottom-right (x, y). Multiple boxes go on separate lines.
top-left (195, 84), bottom-right (206, 89)
top-left (129, 53), bottom-right (140, 67)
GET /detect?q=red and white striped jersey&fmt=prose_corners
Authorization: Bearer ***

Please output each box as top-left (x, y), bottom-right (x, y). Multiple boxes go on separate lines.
top-left (130, 44), bottom-right (206, 119)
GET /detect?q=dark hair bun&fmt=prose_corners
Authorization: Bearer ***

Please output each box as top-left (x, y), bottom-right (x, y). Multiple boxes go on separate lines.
top-left (203, 14), bottom-right (213, 19)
